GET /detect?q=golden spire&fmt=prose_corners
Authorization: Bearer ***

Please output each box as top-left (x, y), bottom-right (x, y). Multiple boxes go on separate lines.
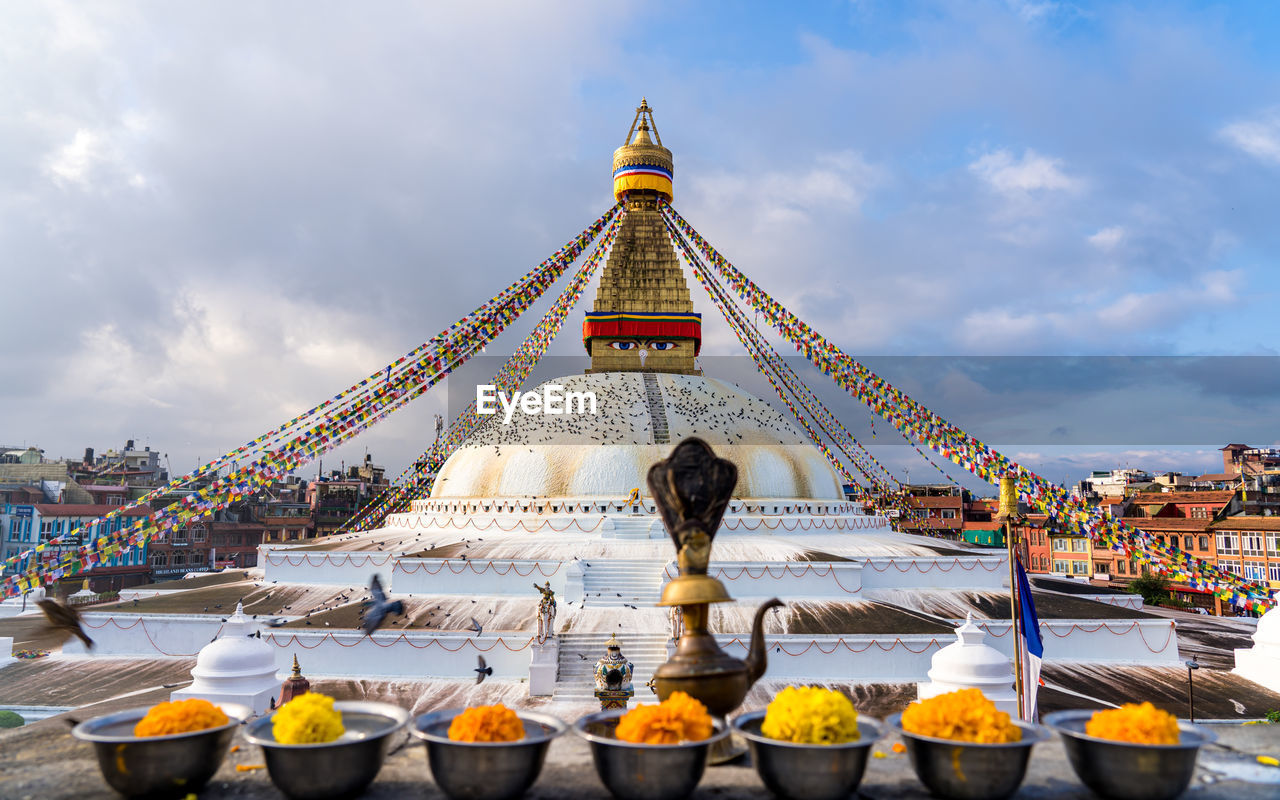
top-left (612, 98), bottom-right (673, 202)
top-left (585, 100), bottom-right (700, 375)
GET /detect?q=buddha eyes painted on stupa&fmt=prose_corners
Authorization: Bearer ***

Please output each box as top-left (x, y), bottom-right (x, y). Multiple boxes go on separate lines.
top-left (607, 340), bottom-right (678, 351)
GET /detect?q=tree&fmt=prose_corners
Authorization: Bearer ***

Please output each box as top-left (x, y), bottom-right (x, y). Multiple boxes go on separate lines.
top-left (0, 710), bottom-right (24, 728)
top-left (1129, 571), bottom-right (1171, 605)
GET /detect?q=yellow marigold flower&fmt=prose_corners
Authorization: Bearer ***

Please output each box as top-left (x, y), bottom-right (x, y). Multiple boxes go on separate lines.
top-left (1086, 702), bottom-right (1179, 745)
top-left (760, 686), bottom-right (860, 745)
top-left (272, 693), bottom-right (345, 745)
top-left (447, 704), bottom-right (525, 743)
top-left (901, 688), bottom-right (1020, 744)
top-left (134, 698), bottom-right (229, 737)
top-left (616, 691), bottom-right (714, 745)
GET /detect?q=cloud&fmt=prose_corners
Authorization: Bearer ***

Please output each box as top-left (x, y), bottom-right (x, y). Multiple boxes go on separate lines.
top-left (969, 148), bottom-right (1083, 196)
top-left (1220, 110), bottom-right (1280, 165)
top-left (1087, 225), bottom-right (1124, 251)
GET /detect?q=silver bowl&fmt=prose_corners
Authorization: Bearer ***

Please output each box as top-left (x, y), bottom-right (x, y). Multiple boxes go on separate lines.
top-left (1044, 709), bottom-right (1217, 800)
top-left (733, 709), bottom-right (882, 800)
top-left (71, 701), bottom-right (250, 799)
top-left (886, 711), bottom-right (1049, 800)
top-left (244, 700), bottom-right (410, 800)
top-left (573, 709), bottom-right (730, 800)
top-left (411, 707), bottom-right (567, 800)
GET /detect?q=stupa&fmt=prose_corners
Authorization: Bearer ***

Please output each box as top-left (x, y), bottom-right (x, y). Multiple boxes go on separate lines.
top-left (55, 101), bottom-right (1194, 718)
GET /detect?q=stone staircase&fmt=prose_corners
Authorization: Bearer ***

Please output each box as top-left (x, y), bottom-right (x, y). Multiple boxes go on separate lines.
top-left (642, 372), bottom-right (670, 444)
top-left (607, 516), bottom-right (655, 540)
top-left (552, 632), bottom-right (671, 702)
top-left (582, 559), bottom-right (665, 607)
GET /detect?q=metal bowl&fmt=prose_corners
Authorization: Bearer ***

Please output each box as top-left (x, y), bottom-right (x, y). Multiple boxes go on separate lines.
top-left (71, 701), bottom-right (250, 800)
top-left (733, 709), bottom-right (882, 800)
top-left (573, 709), bottom-right (730, 800)
top-left (244, 700), bottom-right (410, 800)
top-left (411, 708), bottom-right (567, 800)
top-left (885, 711), bottom-right (1049, 800)
top-left (1044, 709), bottom-right (1216, 800)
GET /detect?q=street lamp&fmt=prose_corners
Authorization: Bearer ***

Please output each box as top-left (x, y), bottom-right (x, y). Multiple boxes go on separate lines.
top-left (1185, 659), bottom-right (1200, 722)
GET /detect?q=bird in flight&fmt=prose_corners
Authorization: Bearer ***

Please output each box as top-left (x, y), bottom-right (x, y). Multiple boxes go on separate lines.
top-left (37, 599), bottom-right (94, 649)
top-left (474, 655), bottom-right (493, 685)
top-left (361, 574), bottom-right (404, 636)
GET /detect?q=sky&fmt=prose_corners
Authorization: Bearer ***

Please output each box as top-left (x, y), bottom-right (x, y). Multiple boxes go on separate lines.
top-left (3, 1), bottom-right (1280, 491)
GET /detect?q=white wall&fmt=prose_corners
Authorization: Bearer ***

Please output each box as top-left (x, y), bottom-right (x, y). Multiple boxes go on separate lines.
top-left (391, 559), bottom-right (566, 596)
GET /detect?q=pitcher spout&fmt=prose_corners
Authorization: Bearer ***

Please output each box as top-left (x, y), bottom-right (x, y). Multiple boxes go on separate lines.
top-left (744, 597), bottom-right (785, 685)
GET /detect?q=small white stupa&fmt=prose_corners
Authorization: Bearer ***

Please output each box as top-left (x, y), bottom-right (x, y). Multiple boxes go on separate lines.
top-left (171, 602), bottom-right (279, 713)
top-left (69, 579), bottom-right (96, 603)
top-left (1233, 594), bottom-right (1280, 694)
top-left (917, 613), bottom-right (1017, 715)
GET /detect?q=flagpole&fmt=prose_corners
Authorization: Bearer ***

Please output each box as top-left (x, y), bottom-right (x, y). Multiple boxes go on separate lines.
top-left (999, 473), bottom-right (1025, 719)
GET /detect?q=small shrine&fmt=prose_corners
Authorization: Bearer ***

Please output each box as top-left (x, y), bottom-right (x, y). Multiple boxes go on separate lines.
top-left (916, 613), bottom-right (1017, 715)
top-left (171, 602), bottom-right (280, 713)
top-left (593, 634), bottom-right (635, 710)
top-left (278, 654), bottom-right (311, 707)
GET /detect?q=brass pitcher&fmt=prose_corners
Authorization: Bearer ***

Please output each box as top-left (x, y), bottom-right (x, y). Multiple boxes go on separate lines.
top-left (648, 438), bottom-right (783, 720)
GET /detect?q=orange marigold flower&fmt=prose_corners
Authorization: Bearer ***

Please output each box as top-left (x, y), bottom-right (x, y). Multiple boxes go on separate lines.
top-left (448, 704), bottom-right (525, 743)
top-left (901, 688), bottom-right (1020, 744)
top-left (1086, 702), bottom-right (1179, 745)
top-left (615, 691), bottom-right (713, 745)
top-left (134, 699), bottom-right (229, 737)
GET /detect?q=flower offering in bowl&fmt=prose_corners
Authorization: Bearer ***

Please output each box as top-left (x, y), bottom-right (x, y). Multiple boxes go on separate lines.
top-left (411, 703), bottom-right (567, 800)
top-left (243, 694), bottom-right (410, 800)
top-left (573, 691), bottom-right (729, 800)
top-left (1045, 704), bottom-right (1217, 800)
top-left (887, 688), bottom-right (1048, 800)
top-left (71, 698), bottom-right (249, 800)
top-left (733, 686), bottom-right (882, 800)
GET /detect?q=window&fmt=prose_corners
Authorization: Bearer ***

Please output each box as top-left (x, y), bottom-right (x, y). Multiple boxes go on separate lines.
top-left (940, 509), bottom-right (957, 519)
top-left (192, 526), bottom-right (206, 542)
top-left (1218, 559), bottom-right (1241, 576)
top-left (1053, 560), bottom-right (1069, 573)
top-left (1266, 533), bottom-right (1280, 555)
top-left (1216, 532), bottom-right (1239, 555)
top-left (171, 553), bottom-right (187, 566)
top-left (1117, 560), bottom-right (1127, 574)
top-left (1094, 561), bottom-right (1110, 575)
top-left (150, 553), bottom-right (166, 566)
top-left (1242, 534), bottom-right (1265, 557)
top-left (1072, 539), bottom-right (1088, 553)
top-left (1072, 561), bottom-right (1089, 575)
top-left (1199, 536), bottom-right (1209, 552)
top-left (1243, 561), bottom-right (1266, 581)
top-left (172, 527), bottom-right (187, 542)
top-left (1190, 507), bottom-right (1208, 519)
top-left (1270, 562), bottom-right (1280, 582)
top-left (1052, 539), bottom-right (1067, 552)
top-left (1183, 536), bottom-right (1193, 551)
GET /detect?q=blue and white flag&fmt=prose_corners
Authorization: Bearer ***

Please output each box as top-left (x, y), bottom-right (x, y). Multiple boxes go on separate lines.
top-left (1014, 557), bottom-right (1044, 721)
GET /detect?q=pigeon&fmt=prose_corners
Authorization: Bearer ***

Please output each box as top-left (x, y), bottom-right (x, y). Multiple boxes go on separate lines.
top-left (577, 653), bottom-right (589, 661)
top-left (474, 655), bottom-right (492, 685)
top-left (37, 599), bottom-right (93, 649)
top-left (361, 574), bottom-right (404, 636)
top-left (468, 617), bottom-right (483, 636)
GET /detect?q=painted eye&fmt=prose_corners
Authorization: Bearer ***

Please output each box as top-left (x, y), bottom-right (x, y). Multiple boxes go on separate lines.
top-left (608, 341), bottom-right (637, 350)
top-left (648, 341), bottom-right (677, 351)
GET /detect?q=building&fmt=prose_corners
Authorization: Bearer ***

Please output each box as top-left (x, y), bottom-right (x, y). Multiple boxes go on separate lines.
top-left (23, 504), bottom-right (153, 592)
top-left (1208, 516), bottom-right (1280, 591)
top-left (1076, 468), bottom-right (1153, 499)
top-left (209, 521), bottom-right (265, 568)
top-left (307, 455), bottom-right (390, 537)
top-left (1220, 444), bottom-right (1280, 477)
top-left (897, 485), bottom-right (964, 539)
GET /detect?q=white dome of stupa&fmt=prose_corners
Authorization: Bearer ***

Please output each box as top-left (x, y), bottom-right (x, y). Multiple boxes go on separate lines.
top-left (1234, 592), bottom-right (1280, 694)
top-left (171, 602), bottom-right (280, 713)
top-left (432, 372), bottom-right (843, 500)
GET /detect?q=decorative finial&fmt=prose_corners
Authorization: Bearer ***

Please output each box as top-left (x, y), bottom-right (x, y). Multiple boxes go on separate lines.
top-left (612, 98), bottom-right (673, 201)
top-left (290, 654), bottom-right (302, 678)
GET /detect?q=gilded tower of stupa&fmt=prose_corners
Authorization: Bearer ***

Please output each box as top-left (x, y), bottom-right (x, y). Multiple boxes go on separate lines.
top-left (583, 100), bottom-right (701, 375)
